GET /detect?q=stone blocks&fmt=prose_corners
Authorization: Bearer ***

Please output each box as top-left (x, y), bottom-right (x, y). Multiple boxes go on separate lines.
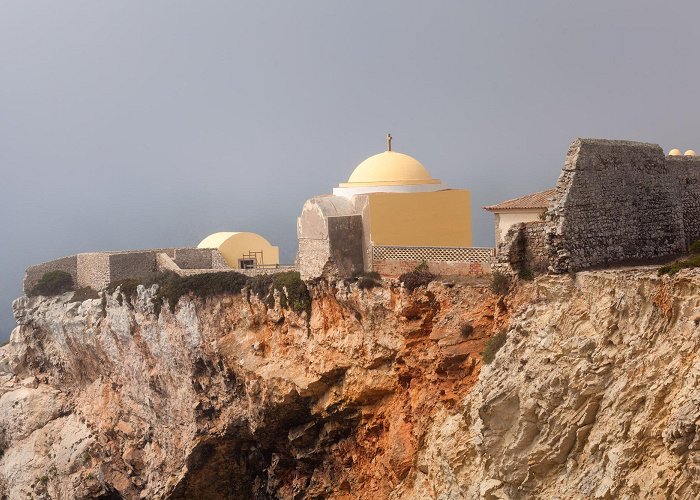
top-left (498, 138), bottom-right (700, 274)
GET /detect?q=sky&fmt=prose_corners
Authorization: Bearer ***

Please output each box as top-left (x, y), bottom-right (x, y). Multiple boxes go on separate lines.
top-left (2, 1), bottom-right (700, 340)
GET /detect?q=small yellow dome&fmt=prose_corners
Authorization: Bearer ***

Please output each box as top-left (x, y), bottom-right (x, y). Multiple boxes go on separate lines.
top-left (685, 149), bottom-right (696, 157)
top-left (669, 148), bottom-right (682, 156)
top-left (340, 151), bottom-right (440, 187)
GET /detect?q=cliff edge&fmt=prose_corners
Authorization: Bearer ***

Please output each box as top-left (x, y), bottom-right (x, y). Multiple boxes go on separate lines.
top-left (1, 268), bottom-right (699, 499)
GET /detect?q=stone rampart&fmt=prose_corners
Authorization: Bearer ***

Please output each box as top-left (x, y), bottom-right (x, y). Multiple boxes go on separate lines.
top-left (495, 138), bottom-right (700, 275)
top-left (668, 156), bottom-right (700, 246)
top-left (547, 139), bottom-right (686, 272)
top-left (171, 248), bottom-right (214, 270)
top-left (77, 253), bottom-right (111, 290)
top-left (24, 255), bottom-right (78, 294)
top-left (23, 248), bottom-right (245, 294)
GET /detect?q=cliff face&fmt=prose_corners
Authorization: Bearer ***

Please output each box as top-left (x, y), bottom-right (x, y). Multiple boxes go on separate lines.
top-left (1, 269), bottom-right (699, 499)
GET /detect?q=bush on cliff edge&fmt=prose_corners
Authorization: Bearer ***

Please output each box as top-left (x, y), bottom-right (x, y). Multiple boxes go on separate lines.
top-left (29, 271), bottom-right (74, 297)
top-left (659, 239), bottom-right (700, 276)
top-left (399, 262), bottom-right (436, 292)
top-left (108, 270), bottom-right (310, 316)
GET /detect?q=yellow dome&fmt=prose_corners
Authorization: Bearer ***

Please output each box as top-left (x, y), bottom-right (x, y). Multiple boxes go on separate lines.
top-left (685, 149), bottom-right (696, 157)
top-left (340, 151), bottom-right (440, 187)
top-left (669, 148), bottom-right (682, 156)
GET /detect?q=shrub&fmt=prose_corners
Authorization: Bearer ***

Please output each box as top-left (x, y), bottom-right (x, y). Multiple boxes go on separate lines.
top-left (482, 331), bottom-right (507, 364)
top-left (248, 274), bottom-right (273, 301)
top-left (690, 239), bottom-right (700, 255)
top-left (659, 253), bottom-right (700, 276)
top-left (399, 262), bottom-right (436, 292)
top-left (270, 271), bottom-right (312, 315)
top-left (105, 270), bottom-right (311, 316)
top-left (489, 272), bottom-right (510, 295)
top-left (352, 271), bottom-right (381, 281)
top-left (69, 287), bottom-right (100, 303)
top-left (107, 277), bottom-right (144, 306)
top-left (460, 322), bottom-right (474, 337)
top-left (157, 271), bottom-right (249, 313)
top-left (29, 271), bottom-right (74, 297)
top-left (518, 267), bottom-right (535, 281)
top-left (357, 276), bottom-right (381, 290)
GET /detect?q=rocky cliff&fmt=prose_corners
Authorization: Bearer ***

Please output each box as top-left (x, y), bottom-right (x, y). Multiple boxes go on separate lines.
top-left (1, 268), bottom-right (699, 499)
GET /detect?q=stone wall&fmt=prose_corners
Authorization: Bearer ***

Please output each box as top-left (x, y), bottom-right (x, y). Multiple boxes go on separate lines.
top-left (492, 222), bottom-right (548, 276)
top-left (327, 216), bottom-right (364, 278)
top-left (296, 197), bottom-right (364, 280)
top-left (108, 252), bottom-right (159, 283)
top-left (77, 253), bottom-right (111, 290)
top-left (668, 156), bottom-right (700, 246)
top-left (24, 248), bottom-right (236, 294)
top-left (547, 139), bottom-right (686, 272)
top-left (24, 256), bottom-right (78, 293)
top-left (171, 248), bottom-right (213, 270)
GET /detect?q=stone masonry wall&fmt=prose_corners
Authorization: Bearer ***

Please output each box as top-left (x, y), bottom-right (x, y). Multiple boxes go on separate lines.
top-left (492, 222), bottom-right (548, 276)
top-left (547, 139), bottom-right (686, 273)
top-left (668, 156), bottom-right (700, 246)
top-left (24, 248), bottom-right (234, 294)
top-left (171, 248), bottom-right (213, 270)
top-left (327, 216), bottom-right (364, 278)
top-left (23, 256), bottom-right (78, 293)
top-left (77, 253), bottom-right (111, 290)
top-left (107, 252), bottom-right (159, 283)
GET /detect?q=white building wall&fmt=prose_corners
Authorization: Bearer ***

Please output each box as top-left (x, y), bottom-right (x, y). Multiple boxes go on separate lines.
top-left (495, 210), bottom-right (545, 246)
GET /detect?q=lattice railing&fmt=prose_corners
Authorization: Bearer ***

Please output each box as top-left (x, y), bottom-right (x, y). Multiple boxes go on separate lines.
top-left (372, 246), bottom-right (494, 263)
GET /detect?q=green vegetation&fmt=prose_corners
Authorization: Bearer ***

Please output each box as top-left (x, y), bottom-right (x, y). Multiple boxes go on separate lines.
top-left (348, 271), bottom-right (382, 290)
top-left (659, 240), bottom-right (700, 276)
top-left (108, 270), bottom-right (311, 316)
top-left (690, 239), bottom-right (700, 255)
top-left (659, 253), bottom-right (700, 276)
top-left (399, 262), bottom-right (436, 291)
top-left (460, 321), bottom-right (474, 337)
top-left (269, 271), bottom-right (312, 314)
top-left (28, 271), bottom-right (74, 297)
top-left (518, 266), bottom-right (535, 281)
top-left (482, 331), bottom-right (507, 364)
top-left (69, 287), bottom-right (100, 303)
top-left (156, 272), bottom-right (249, 314)
top-left (489, 272), bottom-right (511, 295)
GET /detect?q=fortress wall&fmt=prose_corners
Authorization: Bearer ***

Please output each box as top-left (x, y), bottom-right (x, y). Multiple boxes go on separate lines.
top-left (23, 255), bottom-right (78, 294)
top-left (107, 251), bottom-right (159, 283)
top-left (492, 222), bottom-right (547, 275)
top-left (172, 248), bottom-right (213, 269)
top-left (211, 250), bottom-right (230, 269)
top-left (76, 253), bottom-right (111, 290)
top-left (547, 139), bottom-right (686, 272)
top-left (667, 156), bottom-right (700, 246)
top-left (522, 222), bottom-right (548, 272)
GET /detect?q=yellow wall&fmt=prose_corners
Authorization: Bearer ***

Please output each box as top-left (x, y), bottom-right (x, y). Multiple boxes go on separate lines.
top-left (367, 190), bottom-right (472, 247)
top-left (197, 232), bottom-right (280, 268)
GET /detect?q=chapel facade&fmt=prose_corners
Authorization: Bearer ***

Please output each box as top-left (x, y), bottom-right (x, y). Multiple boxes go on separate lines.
top-left (296, 136), bottom-right (492, 279)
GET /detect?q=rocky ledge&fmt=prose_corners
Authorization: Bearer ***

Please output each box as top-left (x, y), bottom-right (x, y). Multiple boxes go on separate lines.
top-left (1, 268), bottom-right (699, 499)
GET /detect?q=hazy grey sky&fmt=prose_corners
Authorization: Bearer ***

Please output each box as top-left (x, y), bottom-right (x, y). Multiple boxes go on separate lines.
top-left (2, 1), bottom-right (700, 339)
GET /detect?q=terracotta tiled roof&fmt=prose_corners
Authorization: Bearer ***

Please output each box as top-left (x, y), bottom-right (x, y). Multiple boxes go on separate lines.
top-left (483, 188), bottom-right (556, 211)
